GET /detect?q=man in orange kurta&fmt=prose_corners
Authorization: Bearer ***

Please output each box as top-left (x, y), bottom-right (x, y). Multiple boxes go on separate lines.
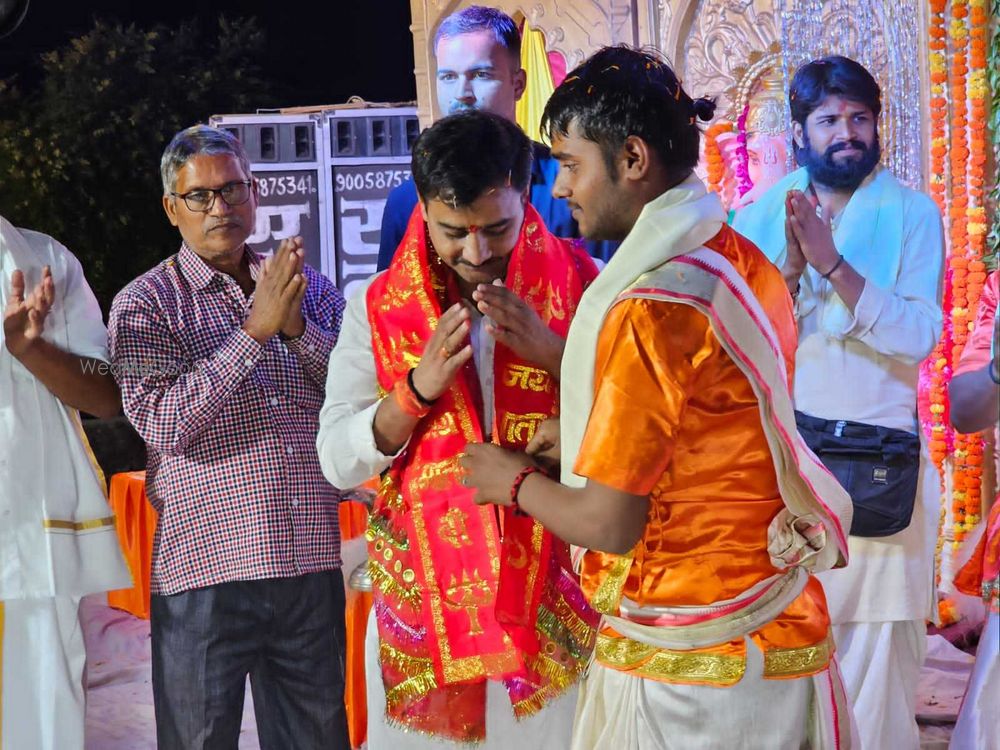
top-left (573, 226), bottom-right (832, 683)
top-left (462, 46), bottom-right (854, 749)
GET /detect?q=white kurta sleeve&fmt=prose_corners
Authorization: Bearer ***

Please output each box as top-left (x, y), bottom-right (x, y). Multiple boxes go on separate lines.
top-left (834, 193), bottom-right (944, 365)
top-left (19, 230), bottom-right (109, 363)
top-left (317, 274), bottom-right (406, 490)
top-left (59, 244), bottom-right (111, 362)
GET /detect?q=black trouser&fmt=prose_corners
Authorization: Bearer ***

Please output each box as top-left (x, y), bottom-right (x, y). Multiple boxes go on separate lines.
top-left (151, 570), bottom-right (349, 750)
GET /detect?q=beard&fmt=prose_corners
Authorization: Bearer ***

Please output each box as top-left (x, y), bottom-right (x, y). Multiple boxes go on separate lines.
top-left (795, 132), bottom-right (881, 191)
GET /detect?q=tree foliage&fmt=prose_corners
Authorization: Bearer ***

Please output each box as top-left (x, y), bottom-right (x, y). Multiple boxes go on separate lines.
top-left (0, 16), bottom-right (275, 311)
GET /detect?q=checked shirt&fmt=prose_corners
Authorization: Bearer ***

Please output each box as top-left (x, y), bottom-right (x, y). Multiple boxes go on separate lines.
top-left (108, 244), bottom-right (346, 595)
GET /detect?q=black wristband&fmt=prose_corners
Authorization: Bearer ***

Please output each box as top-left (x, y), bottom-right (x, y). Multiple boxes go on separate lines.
top-left (821, 254), bottom-right (845, 280)
top-left (990, 357), bottom-right (1000, 385)
top-left (407, 368), bottom-right (436, 406)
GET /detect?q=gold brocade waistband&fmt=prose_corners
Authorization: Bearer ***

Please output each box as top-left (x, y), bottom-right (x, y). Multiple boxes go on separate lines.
top-left (761, 634), bottom-right (834, 678)
top-left (42, 515), bottom-right (116, 533)
top-left (595, 631), bottom-right (833, 686)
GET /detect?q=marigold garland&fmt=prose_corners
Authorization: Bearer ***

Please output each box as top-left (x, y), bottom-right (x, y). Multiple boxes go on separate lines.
top-left (927, 0), bottom-right (953, 593)
top-left (938, 597), bottom-right (959, 626)
top-left (989, 0), bottom-right (1000, 265)
top-left (704, 121), bottom-right (734, 197)
top-left (945, 0), bottom-right (970, 553)
top-left (926, 0), bottom-right (951, 468)
top-left (927, 0), bottom-right (998, 603)
top-left (950, 0), bottom-right (990, 551)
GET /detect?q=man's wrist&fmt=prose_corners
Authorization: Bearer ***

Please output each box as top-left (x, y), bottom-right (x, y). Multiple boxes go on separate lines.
top-left (279, 317), bottom-right (306, 341)
top-left (541, 335), bottom-right (565, 378)
top-left (4, 334), bottom-right (38, 361)
top-left (509, 465), bottom-right (542, 516)
top-left (819, 253), bottom-right (846, 280)
top-left (241, 321), bottom-right (273, 345)
top-left (782, 262), bottom-right (804, 282)
top-left (782, 268), bottom-right (802, 296)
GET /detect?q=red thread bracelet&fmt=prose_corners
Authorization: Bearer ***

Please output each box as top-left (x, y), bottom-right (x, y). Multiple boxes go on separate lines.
top-left (510, 466), bottom-right (542, 516)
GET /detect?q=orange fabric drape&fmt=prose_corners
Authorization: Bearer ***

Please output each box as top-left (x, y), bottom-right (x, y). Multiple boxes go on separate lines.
top-left (107, 471), bottom-right (157, 620)
top-left (339, 499), bottom-right (372, 750)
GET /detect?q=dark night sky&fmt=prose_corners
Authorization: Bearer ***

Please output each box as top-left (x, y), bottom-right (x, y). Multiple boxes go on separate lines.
top-left (0, 0), bottom-right (417, 106)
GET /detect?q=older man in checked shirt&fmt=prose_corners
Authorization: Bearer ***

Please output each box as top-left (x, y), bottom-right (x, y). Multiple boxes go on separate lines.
top-left (108, 125), bottom-right (349, 750)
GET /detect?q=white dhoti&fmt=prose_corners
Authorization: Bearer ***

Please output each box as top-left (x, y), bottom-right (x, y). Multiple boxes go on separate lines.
top-left (571, 638), bottom-right (855, 750)
top-left (364, 610), bottom-right (578, 749)
top-left (1, 596), bottom-right (85, 750)
top-left (951, 610), bottom-right (999, 750)
top-left (832, 620), bottom-right (925, 750)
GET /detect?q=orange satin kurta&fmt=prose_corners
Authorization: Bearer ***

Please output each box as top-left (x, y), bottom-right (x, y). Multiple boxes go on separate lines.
top-left (576, 227), bottom-right (832, 684)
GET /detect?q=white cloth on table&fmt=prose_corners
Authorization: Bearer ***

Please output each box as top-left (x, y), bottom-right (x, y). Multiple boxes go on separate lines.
top-left (951, 610), bottom-right (1000, 750)
top-left (1, 596), bottom-right (85, 750)
top-left (363, 609), bottom-right (576, 749)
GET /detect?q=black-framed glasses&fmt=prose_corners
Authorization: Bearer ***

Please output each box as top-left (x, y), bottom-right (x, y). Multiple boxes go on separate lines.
top-left (171, 180), bottom-right (252, 212)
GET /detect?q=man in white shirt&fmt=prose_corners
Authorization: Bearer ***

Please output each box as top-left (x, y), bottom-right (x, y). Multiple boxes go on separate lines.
top-left (1, 217), bottom-right (131, 749)
top-left (317, 110), bottom-right (598, 749)
top-left (734, 56), bottom-right (944, 749)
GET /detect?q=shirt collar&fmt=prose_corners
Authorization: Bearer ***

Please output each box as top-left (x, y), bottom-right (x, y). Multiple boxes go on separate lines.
top-left (177, 243), bottom-right (262, 291)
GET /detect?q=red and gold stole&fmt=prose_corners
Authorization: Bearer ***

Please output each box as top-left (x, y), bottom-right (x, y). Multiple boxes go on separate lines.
top-left (365, 204), bottom-right (599, 742)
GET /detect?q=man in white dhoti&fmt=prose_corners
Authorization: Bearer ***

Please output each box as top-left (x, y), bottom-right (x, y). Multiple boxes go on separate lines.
top-left (1, 217), bottom-right (131, 749)
top-left (734, 56), bottom-right (945, 750)
top-left (463, 46), bottom-right (856, 750)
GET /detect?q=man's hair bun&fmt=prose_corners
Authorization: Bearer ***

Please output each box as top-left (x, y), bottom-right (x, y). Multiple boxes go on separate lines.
top-left (692, 97), bottom-right (717, 122)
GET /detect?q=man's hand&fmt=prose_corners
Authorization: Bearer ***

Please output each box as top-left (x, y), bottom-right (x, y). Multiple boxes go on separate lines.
top-left (786, 190), bottom-right (840, 275)
top-left (472, 280), bottom-right (565, 377)
top-left (782, 192), bottom-right (807, 290)
top-left (410, 302), bottom-right (474, 401)
top-left (278, 238), bottom-right (308, 339)
top-left (525, 417), bottom-right (561, 473)
top-left (243, 237), bottom-right (305, 343)
top-left (459, 442), bottom-right (533, 506)
top-left (4, 266), bottom-right (54, 359)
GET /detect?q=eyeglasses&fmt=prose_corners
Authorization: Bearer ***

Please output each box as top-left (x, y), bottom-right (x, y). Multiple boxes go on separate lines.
top-left (171, 180), bottom-right (252, 212)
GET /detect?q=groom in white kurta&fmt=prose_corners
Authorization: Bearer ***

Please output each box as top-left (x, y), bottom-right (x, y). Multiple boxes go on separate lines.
top-left (1, 217), bottom-right (131, 749)
top-left (735, 57), bottom-right (944, 749)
